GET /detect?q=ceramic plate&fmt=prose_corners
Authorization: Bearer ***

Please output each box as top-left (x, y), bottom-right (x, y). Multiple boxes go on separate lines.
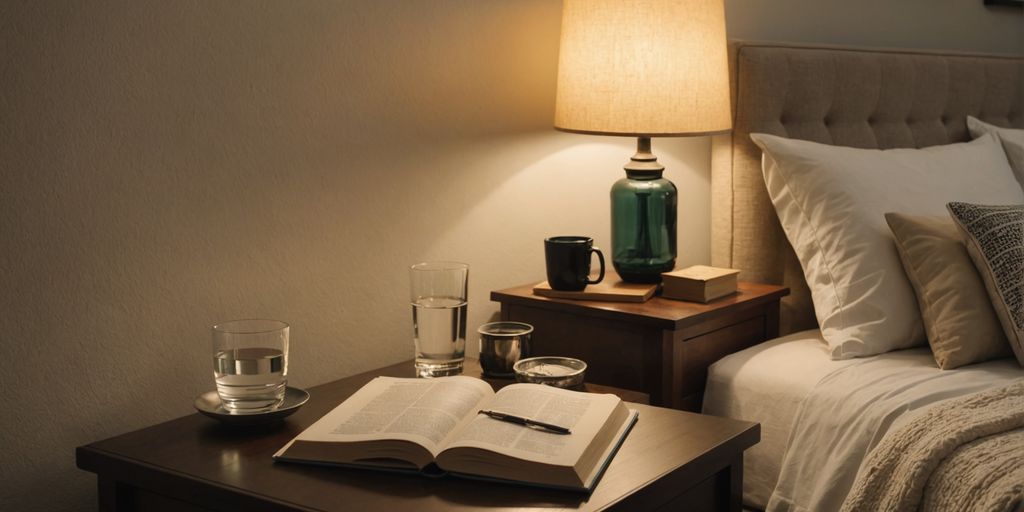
top-left (194, 386), bottom-right (309, 426)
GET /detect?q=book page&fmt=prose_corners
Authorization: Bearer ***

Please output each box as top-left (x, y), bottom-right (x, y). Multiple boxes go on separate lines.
top-left (291, 376), bottom-right (494, 456)
top-left (443, 384), bottom-right (620, 467)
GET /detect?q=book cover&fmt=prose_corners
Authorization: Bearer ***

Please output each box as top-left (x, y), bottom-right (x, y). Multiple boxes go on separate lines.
top-left (662, 265), bottom-right (740, 303)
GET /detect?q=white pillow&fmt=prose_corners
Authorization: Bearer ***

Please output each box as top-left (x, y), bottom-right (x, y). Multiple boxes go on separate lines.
top-left (967, 116), bottom-right (1024, 190)
top-left (751, 133), bottom-right (1024, 359)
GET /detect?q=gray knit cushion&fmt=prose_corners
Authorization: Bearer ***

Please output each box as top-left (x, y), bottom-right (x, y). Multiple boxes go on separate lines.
top-left (947, 202), bottom-right (1024, 366)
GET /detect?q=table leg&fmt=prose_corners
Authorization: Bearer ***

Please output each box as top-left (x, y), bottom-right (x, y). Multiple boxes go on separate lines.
top-left (98, 477), bottom-right (133, 511)
top-left (727, 454), bottom-right (744, 512)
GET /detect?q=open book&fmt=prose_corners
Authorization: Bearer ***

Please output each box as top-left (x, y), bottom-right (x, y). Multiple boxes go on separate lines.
top-left (273, 376), bottom-right (638, 492)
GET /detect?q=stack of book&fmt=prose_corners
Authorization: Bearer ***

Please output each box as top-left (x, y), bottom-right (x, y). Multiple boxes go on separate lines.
top-left (661, 265), bottom-right (740, 303)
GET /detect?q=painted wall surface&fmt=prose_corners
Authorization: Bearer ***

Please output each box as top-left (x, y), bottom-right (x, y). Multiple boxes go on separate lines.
top-left (0, 1), bottom-right (1019, 510)
top-left (726, 0), bottom-right (1022, 55)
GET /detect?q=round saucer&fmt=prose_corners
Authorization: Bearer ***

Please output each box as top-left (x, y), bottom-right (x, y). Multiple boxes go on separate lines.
top-left (194, 387), bottom-right (309, 426)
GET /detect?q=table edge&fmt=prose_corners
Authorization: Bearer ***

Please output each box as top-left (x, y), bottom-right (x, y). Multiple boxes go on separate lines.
top-left (491, 283), bottom-right (790, 330)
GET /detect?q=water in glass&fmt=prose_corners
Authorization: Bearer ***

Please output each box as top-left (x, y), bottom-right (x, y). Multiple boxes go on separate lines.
top-left (412, 296), bottom-right (467, 377)
top-left (213, 347), bottom-right (287, 410)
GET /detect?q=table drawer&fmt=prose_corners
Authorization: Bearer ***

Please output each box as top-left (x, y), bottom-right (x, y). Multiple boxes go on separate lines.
top-left (674, 315), bottom-right (766, 406)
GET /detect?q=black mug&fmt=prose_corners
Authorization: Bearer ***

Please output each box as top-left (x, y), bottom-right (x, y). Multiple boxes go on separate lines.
top-left (544, 236), bottom-right (606, 291)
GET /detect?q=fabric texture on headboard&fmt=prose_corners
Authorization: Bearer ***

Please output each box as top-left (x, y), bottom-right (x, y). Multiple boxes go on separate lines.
top-left (710, 41), bottom-right (1024, 335)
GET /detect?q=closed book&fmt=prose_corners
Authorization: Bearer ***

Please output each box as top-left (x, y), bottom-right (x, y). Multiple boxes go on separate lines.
top-left (661, 265), bottom-right (740, 303)
top-left (274, 376), bottom-right (638, 492)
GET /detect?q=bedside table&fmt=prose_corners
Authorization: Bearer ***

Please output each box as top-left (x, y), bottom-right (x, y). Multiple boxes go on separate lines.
top-left (491, 280), bottom-right (789, 411)
top-left (78, 359), bottom-right (758, 511)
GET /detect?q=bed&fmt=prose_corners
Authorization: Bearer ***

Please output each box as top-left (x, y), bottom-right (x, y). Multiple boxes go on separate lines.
top-left (703, 41), bottom-right (1024, 511)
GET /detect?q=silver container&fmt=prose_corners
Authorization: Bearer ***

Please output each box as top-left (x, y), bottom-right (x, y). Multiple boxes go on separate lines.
top-left (513, 356), bottom-right (587, 389)
top-left (478, 322), bottom-right (533, 377)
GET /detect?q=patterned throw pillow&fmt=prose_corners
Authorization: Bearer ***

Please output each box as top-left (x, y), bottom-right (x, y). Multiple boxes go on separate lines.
top-left (946, 202), bottom-right (1024, 366)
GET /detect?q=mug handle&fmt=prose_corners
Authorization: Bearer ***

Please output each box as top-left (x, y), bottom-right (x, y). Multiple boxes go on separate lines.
top-left (587, 247), bottom-right (606, 284)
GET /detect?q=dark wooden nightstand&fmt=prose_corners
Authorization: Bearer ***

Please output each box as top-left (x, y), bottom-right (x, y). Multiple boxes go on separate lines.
top-left (491, 280), bottom-right (789, 411)
top-left (78, 359), bottom-right (759, 512)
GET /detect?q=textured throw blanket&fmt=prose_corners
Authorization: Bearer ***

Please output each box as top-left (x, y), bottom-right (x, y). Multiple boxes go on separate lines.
top-left (841, 379), bottom-right (1024, 512)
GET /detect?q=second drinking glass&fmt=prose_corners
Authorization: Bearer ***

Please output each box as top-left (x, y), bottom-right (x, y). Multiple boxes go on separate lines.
top-left (212, 319), bottom-right (289, 411)
top-left (409, 261), bottom-right (469, 378)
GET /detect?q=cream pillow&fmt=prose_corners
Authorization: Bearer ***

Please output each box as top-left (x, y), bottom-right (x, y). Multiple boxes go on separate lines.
top-left (947, 202), bottom-right (1024, 367)
top-left (751, 132), bottom-right (1024, 359)
top-left (884, 212), bottom-right (1010, 369)
top-left (967, 116), bottom-right (1024, 189)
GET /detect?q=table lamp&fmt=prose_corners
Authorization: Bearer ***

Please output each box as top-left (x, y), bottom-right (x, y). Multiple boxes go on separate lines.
top-left (554, 0), bottom-right (732, 283)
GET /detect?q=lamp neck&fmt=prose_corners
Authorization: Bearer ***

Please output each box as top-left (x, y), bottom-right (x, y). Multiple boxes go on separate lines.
top-left (623, 136), bottom-right (665, 178)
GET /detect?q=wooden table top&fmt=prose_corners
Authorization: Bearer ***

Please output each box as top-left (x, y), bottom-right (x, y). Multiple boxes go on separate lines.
top-left (491, 281), bottom-right (789, 330)
top-left (77, 359), bottom-right (759, 511)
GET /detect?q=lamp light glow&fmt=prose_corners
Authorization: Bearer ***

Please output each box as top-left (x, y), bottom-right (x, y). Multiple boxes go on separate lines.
top-left (554, 0), bottom-right (732, 137)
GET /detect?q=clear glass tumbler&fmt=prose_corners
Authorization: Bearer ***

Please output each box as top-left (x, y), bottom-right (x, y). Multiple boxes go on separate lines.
top-left (212, 319), bottom-right (289, 411)
top-left (410, 261), bottom-right (468, 378)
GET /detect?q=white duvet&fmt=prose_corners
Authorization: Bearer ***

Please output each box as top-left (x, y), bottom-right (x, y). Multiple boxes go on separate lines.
top-left (704, 330), bottom-right (855, 506)
top-left (765, 347), bottom-right (1022, 512)
top-left (704, 330), bottom-right (1024, 511)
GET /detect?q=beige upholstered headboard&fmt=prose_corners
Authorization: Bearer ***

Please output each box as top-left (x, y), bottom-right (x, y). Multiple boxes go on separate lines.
top-left (710, 41), bottom-right (1024, 335)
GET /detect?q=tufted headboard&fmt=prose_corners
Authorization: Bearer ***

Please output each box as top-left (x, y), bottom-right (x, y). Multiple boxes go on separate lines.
top-left (710, 41), bottom-right (1024, 335)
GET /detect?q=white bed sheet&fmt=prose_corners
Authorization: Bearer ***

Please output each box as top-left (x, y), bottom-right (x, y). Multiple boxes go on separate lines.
top-left (703, 329), bottom-right (1024, 511)
top-left (767, 347), bottom-right (1022, 512)
top-left (703, 329), bottom-right (854, 508)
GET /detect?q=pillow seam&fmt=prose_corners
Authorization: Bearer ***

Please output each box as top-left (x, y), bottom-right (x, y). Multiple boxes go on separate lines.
top-left (766, 150), bottom-right (850, 355)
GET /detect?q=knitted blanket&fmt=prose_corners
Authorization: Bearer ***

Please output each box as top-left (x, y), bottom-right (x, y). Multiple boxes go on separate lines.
top-left (841, 379), bottom-right (1024, 512)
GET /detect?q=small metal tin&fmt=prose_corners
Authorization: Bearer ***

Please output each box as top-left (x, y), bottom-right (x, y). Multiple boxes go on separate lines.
top-left (478, 322), bottom-right (533, 377)
top-left (513, 356), bottom-right (587, 389)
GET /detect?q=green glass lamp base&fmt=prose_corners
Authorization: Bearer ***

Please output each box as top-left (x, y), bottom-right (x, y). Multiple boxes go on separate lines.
top-left (612, 261), bottom-right (676, 284)
top-left (610, 137), bottom-right (678, 285)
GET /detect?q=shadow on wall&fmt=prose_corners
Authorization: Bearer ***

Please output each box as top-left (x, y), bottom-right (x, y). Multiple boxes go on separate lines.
top-left (0, 1), bottom-right (595, 511)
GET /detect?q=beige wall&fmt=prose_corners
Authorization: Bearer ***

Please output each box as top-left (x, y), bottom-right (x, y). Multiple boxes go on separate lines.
top-left (0, 1), bottom-right (1019, 510)
top-left (726, 0), bottom-right (1022, 55)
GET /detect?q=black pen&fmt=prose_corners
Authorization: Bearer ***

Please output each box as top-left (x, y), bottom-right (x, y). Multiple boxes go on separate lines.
top-left (478, 410), bottom-right (572, 435)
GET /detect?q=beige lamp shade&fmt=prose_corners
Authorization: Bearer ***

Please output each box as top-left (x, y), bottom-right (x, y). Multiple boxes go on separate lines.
top-left (554, 0), bottom-right (732, 137)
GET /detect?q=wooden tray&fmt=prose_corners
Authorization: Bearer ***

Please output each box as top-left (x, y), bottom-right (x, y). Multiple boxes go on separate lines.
top-left (532, 276), bottom-right (657, 303)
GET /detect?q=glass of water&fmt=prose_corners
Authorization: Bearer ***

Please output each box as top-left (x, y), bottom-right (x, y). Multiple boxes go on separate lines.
top-left (212, 319), bottom-right (289, 411)
top-left (410, 261), bottom-right (468, 378)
